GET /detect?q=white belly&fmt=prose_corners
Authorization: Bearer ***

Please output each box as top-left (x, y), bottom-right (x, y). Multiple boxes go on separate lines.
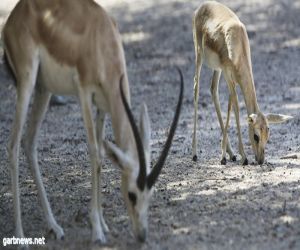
top-left (203, 46), bottom-right (222, 70)
top-left (37, 46), bottom-right (110, 112)
top-left (38, 46), bottom-right (79, 95)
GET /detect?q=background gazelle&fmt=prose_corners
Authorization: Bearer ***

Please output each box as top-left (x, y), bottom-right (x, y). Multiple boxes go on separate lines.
top-left (2, 0), bottom-right (183, 244)
top-left (192, 1), bottom-right (292, 165)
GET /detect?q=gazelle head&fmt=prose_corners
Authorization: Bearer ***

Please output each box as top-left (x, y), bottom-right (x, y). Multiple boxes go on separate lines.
top-left (248, 112), bottom-right (292, 164)
top-left (105, 69), bottom-right (184, 242)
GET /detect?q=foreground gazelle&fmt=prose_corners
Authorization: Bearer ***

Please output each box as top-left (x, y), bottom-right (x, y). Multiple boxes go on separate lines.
top-left (192, 1), bottom-right (292, 165)
top-left (2, 0), bottom-right (183, 244)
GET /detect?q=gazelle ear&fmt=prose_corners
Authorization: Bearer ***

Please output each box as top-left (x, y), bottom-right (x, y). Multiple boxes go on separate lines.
top-left (248, 114), bottom-right (257, 124)
top-left (266, 114), bottom-right (293, 124)
top-left (139, 103), bottom-right (151, 155)
top-left (104, 140), bottom-right (133, 169)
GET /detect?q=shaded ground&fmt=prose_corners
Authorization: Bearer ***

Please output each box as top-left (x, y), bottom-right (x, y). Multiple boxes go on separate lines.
top-left (0, 0), bottom-right (300, 249)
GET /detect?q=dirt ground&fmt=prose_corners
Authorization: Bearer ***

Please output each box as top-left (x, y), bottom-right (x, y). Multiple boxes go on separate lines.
top-left (1, 0), bottom-right (300, 249)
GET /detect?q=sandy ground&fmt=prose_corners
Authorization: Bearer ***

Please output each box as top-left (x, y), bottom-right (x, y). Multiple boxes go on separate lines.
top-left (0, 0), bottom-right (300, 249)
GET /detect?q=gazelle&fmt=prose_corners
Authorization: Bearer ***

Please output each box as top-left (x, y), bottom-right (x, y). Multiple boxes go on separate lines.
top-left (2, 0), bottom-right (183, 244)
top-left (192, 1), bottom-right (292, 165)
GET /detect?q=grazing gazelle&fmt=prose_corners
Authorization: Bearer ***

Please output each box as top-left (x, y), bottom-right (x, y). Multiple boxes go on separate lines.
top-left (2, 0), bottom-right (183, 244)
top-left (192, 1), bottom-right (292, 165)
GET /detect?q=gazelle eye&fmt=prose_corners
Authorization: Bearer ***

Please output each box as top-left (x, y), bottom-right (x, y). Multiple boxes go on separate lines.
top-left (128, 192), bottom-right (137, 206)
top-left (254, 134), bottom-right (259, 143)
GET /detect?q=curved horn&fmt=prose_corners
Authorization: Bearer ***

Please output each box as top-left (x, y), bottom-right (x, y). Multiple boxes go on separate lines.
top-left (147, 67), bottom-right (184, 189)
top-left (120, 75), bottom-right (147, 191)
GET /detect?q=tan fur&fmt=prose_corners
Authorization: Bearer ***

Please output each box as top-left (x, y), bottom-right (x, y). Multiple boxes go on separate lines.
top-left (192, 1), bottom-right (291, 165)
top-left (3, 0), bottom-right (125, 88)
top-left (2, 0), bottom-right (134, 147)
top-left (2, 0), bottom-right (146, 244)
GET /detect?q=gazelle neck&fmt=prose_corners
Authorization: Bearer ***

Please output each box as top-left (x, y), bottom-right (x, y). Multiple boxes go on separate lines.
top-left (238, 63), bottom-right (260, 116)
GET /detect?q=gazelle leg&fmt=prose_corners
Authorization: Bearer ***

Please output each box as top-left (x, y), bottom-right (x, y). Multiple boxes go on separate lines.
top-left (221, 94), bottom-right (233, 165)
top-left (210, 70), bottom-right (236, 161)
top-left (96, 110), bottom-right (106, 159)
top-left (95, 110), bottom-right (109, 233)
top-left (8, 85), bottom-right (34, 239)
top-left (192, 50), bottom-right (202, 161)
top-left (228, 85), bottom-right (248, 165)
top-left (7, 54), bottom-right (39, 239)
top-left (24, 88), bottom-right (64, 239)
top-left (78, 88), bottom-right (106, 243)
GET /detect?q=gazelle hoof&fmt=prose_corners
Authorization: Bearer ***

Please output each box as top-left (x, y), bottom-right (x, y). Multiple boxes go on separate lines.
top-left (93, 236), bottom-right (107, 245)
top-left (192, 155), bottom-right (198, 162)
top-left (242, 158), bottom-right (248, 165)
top-left (48, 224), bottom-right (64, 240)
top-left (92, 226), bottom-right (107, 245)
top-left (231, 155), bottom-right (237, 162)
top-left (221, 157), bottom-right (226, 165)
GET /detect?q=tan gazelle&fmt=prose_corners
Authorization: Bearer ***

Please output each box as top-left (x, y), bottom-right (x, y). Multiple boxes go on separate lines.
top-left (192, 1), bottom-right (292, 165)
top-left (2, 0), bottom-right (183, 245)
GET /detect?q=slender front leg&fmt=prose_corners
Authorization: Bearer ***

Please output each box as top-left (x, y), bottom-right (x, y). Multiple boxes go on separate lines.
top-left (192, 49), bottom-right (202, 161)
top-left (8, 84), bottom-right (34, 239)
top-left (210, 70), bottom-right (236, 161)
top-left (7, 54), bottom-right (39, 240)
top-left (24, 88), bottom-right (64, 239)
top-left (229, 86), bottom-right (248, 165)
top-left (96, 110), bottom-right (106, 158)
top-left (78, 88), bottom-right (106, 243)
top-left (95, 110), bottom-right (109, 233)
top-left (221, 94), bottom-right (232, 165)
